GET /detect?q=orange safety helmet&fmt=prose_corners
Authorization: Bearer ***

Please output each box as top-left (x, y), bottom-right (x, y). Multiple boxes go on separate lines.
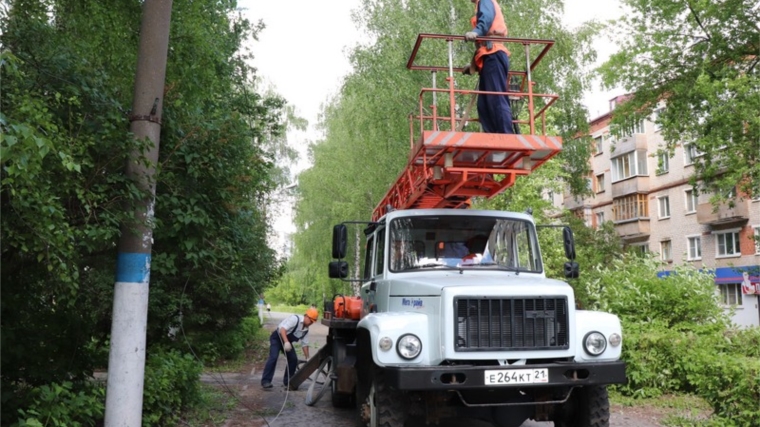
top-left (305, 307), bottom-right (319, 322)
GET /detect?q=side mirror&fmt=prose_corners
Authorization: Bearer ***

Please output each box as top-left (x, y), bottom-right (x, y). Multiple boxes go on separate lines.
top-left (328, 261), bottom-right (349, 279)
top-left (564, 261), bottom-right (580, 279)
top-left (332, 224), bottom-right (347, 259)
top-left (562, 226), bottom-right (576, 261)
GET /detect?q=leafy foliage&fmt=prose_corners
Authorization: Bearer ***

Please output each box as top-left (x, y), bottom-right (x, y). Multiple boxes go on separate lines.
top-left (10, 382), bottom-right (105, 427)
top-left (281, 0), bottom-right (603, 304)
top-left (598, 0), bottom-right (760, 201)
top-left (1, 0), bottom-right (288, 422)
top-left (141, 349), bottom-right (203, 427)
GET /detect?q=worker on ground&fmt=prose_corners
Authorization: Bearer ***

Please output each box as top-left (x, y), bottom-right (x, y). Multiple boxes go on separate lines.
top-left (464, 0), bottom-right (515, 134)
top-left (261, 307), bottom-right (318, 389)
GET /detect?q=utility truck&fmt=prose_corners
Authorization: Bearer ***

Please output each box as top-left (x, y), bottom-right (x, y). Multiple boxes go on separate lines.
top-left (292, 34), bottom-right (626, 427)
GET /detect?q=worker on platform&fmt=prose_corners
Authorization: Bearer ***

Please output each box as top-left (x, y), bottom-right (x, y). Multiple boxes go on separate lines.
top-left (261, 307), bottom-right (318, 389)
top-left (464, 0), bottom-right (515, 134)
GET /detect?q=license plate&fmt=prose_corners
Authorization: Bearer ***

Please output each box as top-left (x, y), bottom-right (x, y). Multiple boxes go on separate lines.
top-left (484, 368), bottom-right (549, 385)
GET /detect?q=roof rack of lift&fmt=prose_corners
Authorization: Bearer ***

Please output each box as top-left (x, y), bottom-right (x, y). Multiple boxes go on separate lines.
top-left (372, 34), bottom-right (564, 221)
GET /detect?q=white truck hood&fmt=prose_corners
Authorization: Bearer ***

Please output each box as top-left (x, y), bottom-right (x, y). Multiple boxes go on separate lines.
top-left (386, 271), bottom-right (573, 299)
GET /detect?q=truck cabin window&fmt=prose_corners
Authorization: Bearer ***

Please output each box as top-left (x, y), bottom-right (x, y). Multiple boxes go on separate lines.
top-left (389, 216), bottom-right (541, 273)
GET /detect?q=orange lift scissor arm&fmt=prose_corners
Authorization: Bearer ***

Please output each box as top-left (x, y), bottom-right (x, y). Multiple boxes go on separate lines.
top-left (371, 34), bottom-right (563, 222)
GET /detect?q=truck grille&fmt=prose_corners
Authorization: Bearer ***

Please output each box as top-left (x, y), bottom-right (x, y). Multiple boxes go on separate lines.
top-left (454, 297), bottom-right (569, 351)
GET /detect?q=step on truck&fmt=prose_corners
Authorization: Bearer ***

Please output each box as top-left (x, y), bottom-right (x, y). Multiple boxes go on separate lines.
top-left (295, 34), bottom-right (626, 427)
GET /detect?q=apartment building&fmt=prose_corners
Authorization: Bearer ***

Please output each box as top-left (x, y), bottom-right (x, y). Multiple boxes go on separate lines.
top-left (562, 95), bottom-right (760, 328)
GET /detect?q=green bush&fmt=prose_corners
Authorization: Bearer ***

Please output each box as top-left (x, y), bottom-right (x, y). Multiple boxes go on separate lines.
top-left (576, 255), bottom-right (759, 425)
top-left (12, 381), bottom-right (105, 427)
top-left (686, 351), bottom-right (760, 426)
top-left (142, 349), bottom-right (202, 427)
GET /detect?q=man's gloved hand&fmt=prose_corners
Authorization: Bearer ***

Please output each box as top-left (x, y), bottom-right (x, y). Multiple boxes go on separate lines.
top-left (464, 31), bottom-right (478, 42)
top-left (283, 341), bottom-right (293, 352)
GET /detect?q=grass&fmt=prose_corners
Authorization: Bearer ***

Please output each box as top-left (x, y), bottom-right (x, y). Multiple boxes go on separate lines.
top-left (179, 384), bottom-right (238, 427)
top-left (610, 389), bottom-right (716, 426)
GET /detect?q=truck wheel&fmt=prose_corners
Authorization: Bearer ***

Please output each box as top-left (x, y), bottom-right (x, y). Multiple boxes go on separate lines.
top-left (552, 386), bottom-right (610, 427)
top-left (357, 366), bottom-right (405, 427)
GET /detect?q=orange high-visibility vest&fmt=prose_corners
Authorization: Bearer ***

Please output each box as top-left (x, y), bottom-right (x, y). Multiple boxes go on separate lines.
top-left (471, 0), bottom-right (510, 71)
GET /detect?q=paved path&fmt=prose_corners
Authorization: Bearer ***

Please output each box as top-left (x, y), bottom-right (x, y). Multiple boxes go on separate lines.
top-left (204, 311), bottom-right (659, 427)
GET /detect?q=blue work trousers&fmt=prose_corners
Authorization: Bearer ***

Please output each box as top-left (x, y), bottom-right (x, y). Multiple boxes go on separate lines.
top-left (478, 51), bottom-right (514, 134)
top-left (261, 330), bottom-right (299, 386)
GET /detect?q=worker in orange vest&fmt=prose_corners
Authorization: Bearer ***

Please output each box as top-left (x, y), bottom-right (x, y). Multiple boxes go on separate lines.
top-left (465, 0), bottom-right (515, 134)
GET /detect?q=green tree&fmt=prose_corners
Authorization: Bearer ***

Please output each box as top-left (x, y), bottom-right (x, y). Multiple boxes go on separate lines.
top-left (281, 0), bottom-right (604, 302)
top-left (598, 0), bottom-right (760, 201)
top-left (1, 0), bottom-right (288, 421)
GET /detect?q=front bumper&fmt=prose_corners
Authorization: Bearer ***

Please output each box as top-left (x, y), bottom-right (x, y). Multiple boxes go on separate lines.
top-left (384, 361), bottom-right (626, 391)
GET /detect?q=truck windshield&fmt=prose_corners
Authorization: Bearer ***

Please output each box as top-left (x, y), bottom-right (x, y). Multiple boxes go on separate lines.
top-left (388, 215), bottom-right (542, 273)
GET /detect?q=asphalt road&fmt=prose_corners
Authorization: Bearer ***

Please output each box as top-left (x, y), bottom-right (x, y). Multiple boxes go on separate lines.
top-left (232, 311), bottom-right (660, 427)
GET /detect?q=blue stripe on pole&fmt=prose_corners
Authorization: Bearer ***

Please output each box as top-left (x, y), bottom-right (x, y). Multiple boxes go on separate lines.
top-left (116, 252), bottom-right (151, 284)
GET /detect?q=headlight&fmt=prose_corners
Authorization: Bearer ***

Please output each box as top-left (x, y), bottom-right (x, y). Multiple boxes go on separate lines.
top-left (583, 331), bottom-right (607, 356)
top-left (379, 336), bottom-right (393, 352)
top-left (609, 333), bottom-right (622, 347)
top-left (396, 334), bottom-right (422, 359)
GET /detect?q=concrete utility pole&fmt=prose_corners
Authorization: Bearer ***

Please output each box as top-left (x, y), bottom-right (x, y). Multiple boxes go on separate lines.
top-left (104, 1), bottom-right (172, 426)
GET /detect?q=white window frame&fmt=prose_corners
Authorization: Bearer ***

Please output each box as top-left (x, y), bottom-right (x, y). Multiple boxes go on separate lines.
top-left (719, 283), bottom-right (743, 306)
top-left (685, 189), bottom-right (698, 214)
top-left (611, 150), bottom-right (648, 182)
top-left (657, 196), bottom-right (671, 219)
top-left (714, 228), bottom-right (741, 258)
top-left (595, 173), bottom-right (605, 193)
top-left (593, 135), bottom-right (603, 155)
top-left (660, 240), bottom-right (672, 262)
top-left (596, 212), bottom-right (605, 227)
top-left (653, 107), bottom-right (664, 132)
top-left (684, 144), bottom-right (703, 166)
top-left (657, 151), bottom-right (669, 174)
top-left (754, 225), bottom-right (760, 255)
top-left (687, 235), bottom-right (702, 261)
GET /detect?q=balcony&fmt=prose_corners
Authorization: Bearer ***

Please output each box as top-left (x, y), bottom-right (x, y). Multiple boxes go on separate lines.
top-left (696, 197), bottom-right (750, 226)
top-left (610, 133), bottom-right (648, 155)
top-left (611, 176), bottom-right (650, 198)
top-left (564, 195), bottom-right (587, 210)
top-left (614, 218), bottom-right (651, 242)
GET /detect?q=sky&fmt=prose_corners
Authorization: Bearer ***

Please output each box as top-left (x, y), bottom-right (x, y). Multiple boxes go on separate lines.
top-left (239, 0), bottom-right (625, 141)
top-left (237, 0), bottom-right (626, 248)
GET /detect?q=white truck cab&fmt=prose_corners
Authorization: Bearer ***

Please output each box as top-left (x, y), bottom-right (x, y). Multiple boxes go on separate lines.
top-left (326, 208), bottom-right (626, 427)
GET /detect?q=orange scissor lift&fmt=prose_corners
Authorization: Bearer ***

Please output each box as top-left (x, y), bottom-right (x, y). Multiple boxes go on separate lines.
top-left (371, 34), bottom-right (564, 221)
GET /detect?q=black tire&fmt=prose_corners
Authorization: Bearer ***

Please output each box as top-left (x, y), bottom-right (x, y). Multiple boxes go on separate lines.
top-left (552, 386), bottom-right (610, 427)
top-left (357, 365), bottom-right (405, 427)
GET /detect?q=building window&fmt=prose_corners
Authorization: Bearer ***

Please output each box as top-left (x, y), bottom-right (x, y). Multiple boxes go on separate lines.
top-left (658, 196), bottom-right (671, 219)
top-left (687, 235), bottom-right (701, 260)
top-left (719, 284), bottom-right (743, 306)
top-left (684, 144), bottom-right (702, 165)
top-left (593, 136), bottom-right (603, 155)
top-left (660, 240), bottom-right (672, 262)
top-left (611, 150), bottom-right (648, 182)
top-left (685, 189), bottom-right (698, 213)
top-left (653, 107), bottom-right (664, 131)
top-left (612, 194), bottom-right (649, 221)
top-left (595, 173), bottom-right (605, 193)
top-left (596, 212), bottom-right (605, 227)
top-left (754, 226), bottom-right (760, 255)
top-left (715, 230), bottom-right (741, 257)
top-left (657, 151), bottom-right (669, 174)
top-left (633, 120), bottom-right (645, 134)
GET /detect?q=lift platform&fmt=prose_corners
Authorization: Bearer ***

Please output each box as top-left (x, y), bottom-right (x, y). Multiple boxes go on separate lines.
top-left (371, 34), bottom-right (563, 221)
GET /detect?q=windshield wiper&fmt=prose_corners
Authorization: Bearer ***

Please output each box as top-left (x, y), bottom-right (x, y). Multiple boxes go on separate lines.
top-left (404, 263), bottom-right (461, 271)
top-left (468, 262), bottom-right (524, 274)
